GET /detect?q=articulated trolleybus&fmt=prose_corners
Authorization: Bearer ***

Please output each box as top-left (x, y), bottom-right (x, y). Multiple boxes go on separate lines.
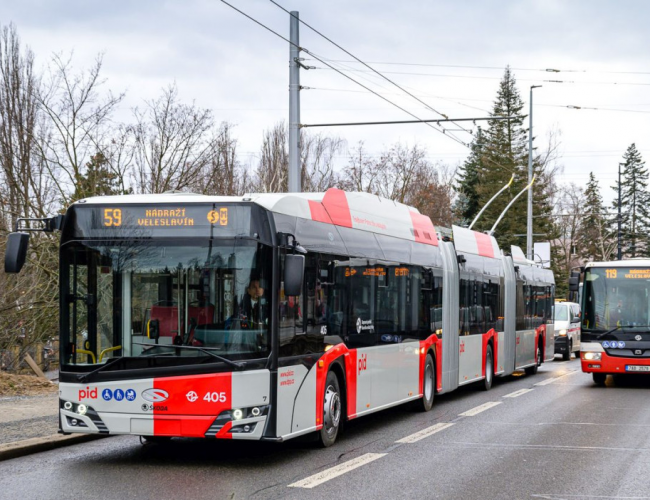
top-left (4, 189), bottom-right (554, 446)
top-left (578, 260), bottom-right (650, 385)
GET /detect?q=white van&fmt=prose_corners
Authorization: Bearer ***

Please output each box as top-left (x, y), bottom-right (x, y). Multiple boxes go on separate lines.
top-left (553, 301), bottom-right (581, 360)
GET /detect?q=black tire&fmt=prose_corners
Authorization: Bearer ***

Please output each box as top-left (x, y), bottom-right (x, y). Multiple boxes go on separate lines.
top-left (593, 372), bottom-right (607, 386)
top-left (418, 354), bottom-right (436, 411)
top-left (525, 345), bottom-right (541, 375)
top-left (318, 371), bottom-right (342, 447)
top-left (562, 341), bottom-right (571, 361)
top-left (482, 345), bottom-right (494, 391)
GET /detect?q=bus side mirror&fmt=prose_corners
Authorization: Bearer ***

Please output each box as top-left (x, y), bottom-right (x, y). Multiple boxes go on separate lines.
top-left (284, 254), bottom-right (304, 296)
top-left (5, 232), bottom-right (30, 273)
top-left (568, 276), bottom-right (579, 292)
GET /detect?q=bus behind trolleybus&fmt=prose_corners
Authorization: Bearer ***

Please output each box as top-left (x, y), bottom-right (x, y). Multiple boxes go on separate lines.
top-left (576, 260), bottom-right (650, 385)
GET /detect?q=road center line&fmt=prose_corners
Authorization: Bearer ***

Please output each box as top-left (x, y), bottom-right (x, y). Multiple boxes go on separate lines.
top-left (396, 422), bottom-right (454, 443)
top-left (503, 388), bottom-right (534, 398)
top-left (288, 453), bottom-right (387, 489)
top-left (459, 401), bottom-right (501, 416)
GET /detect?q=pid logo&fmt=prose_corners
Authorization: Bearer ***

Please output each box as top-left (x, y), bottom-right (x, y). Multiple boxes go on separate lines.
top-left (358, 353), bottom-right (367, 375)
top-left (78, 386), bottom-right (98, 400)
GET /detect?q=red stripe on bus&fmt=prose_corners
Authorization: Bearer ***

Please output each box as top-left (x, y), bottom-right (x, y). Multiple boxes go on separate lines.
top-left (314, 344), bottom-right (349, 428)
top-left (410, 211), bottom-right (439, 246)
top-left (153, 372), bottom-right (232, 437)
top-left (474, 232), bottom-right (495, 258)
top-left (345, 349), bottom-right (357, 419)
top-left (419, 334), bottom-right (439, 394)
top-left (321, 188), bottom-right (353, 228)
top-left (481, 329), bottom-right (497, 377)
top-left (308, 199), bottom-right (333, 224)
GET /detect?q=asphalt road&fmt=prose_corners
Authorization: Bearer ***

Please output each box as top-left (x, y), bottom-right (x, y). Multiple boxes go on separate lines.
top-left (2, 356), bottom-right (650, 500)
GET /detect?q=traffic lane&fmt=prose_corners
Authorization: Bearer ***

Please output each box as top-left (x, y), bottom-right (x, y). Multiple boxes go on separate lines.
top-left (0, 360), bottom-right (581, 500)
top-left (280, 366), bottom-right (650, 500)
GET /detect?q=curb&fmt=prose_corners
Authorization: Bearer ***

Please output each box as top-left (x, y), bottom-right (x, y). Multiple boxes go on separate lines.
top-left (0, 433), bottom-right (107, 462)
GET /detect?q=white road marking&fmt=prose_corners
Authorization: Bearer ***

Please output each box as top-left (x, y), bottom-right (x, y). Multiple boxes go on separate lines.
top-left (535, 370), bottom-right (580, 386)
top-left (396, 422), bottom-right (454, 443)
top-left (459, 401), bottom-right (501, 416)
top-left (288, 453), bottom-right (387, 489)
top-left (503, 388), bottom-right (534, 398)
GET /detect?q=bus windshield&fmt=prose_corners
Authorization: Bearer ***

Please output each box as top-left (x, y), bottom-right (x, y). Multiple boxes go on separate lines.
top-left (582, 267), bottom-right (650, 331)
top-left (60, 238), bottom-right (271, 369)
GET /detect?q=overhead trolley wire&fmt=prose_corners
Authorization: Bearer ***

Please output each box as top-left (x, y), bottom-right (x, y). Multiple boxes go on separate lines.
top-left (269, 0), bottom-right (475, 137)
top-left (220, 0), bottom-right (469, 147)
top-left (303, 58), bottom-right (650, 76)
top-left (221, 1), bottom-right (521, 176)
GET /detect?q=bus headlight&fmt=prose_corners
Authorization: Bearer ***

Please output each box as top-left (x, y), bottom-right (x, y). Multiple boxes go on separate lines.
top-left (583, 352), bottom-right (602, 361)
top-left (77, 404), bottom-right (88, 415)
top-left (558, 329), bottom-right (567, 337)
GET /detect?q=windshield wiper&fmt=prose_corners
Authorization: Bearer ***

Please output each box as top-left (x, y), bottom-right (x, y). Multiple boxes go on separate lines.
top-left (77, 357), bottom-right (122, 383)
top-left (137, 344), bottom-right (247, 370)
top-left (596, 325), bottom-right (629, 340)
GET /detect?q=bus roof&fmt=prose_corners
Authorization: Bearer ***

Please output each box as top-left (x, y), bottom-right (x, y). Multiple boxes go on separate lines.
top-left (73, 188), bottom-right (439, 247)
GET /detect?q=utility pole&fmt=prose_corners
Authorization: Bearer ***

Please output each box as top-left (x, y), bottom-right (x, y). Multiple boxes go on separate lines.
top-left (618, 162), bottom-right (624, 260)
top-left (527, 85), bottom-right (541, 260)
top-left (288, 11), bottom-right (301, 192)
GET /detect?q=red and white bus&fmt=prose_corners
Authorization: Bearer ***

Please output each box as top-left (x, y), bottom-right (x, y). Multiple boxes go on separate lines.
top-left (4, 189), bottom-right (554, 446)
top-left (578, 261), bottom-right (650, 385)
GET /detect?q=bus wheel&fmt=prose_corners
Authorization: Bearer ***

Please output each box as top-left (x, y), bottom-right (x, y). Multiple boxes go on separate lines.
top-left (319, 371), bottom-right (342, 447)
top-left (593, 373), bottom-right (607, 386)
top-left (562, 341), bottom-right (571, 361)
top-left (418, 353), bottom-right (435, 411)
top-left (525, 346), bottom-right (541, 375)
top-left (481, 345), bottom-right (494, 391)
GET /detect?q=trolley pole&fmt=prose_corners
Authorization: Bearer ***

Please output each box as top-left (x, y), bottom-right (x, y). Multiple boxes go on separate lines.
top-left (527, 85), bottom-right (541, 260)
top-left (288, 11), bottom-right (301, 192)
top-left (618, 162), bottom-right (623, 260)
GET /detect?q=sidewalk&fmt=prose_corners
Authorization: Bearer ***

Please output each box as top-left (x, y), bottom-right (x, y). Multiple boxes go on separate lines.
top-left (0, 378), bottom-right (104, 461)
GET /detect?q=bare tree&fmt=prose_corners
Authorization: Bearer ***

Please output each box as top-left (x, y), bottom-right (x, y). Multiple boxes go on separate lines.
top-left (191, 122), bottom-right (249, 195)
top-left (132, 84), bottom-right (220, 193)
top-left (253, 122), bottom-right (288, 193)
top-left (301, 132), bottom-right (344, 192)
top-left (37, 52), bottom-right (124, 204)
top-left (340, 142), bottom-right (381, 193)
top-left (0, 23), bottom-right (49, 227)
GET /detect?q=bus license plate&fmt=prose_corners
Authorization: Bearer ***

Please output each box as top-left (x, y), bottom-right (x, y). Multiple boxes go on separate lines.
top-left (626, 365), bottom-right (650, 372)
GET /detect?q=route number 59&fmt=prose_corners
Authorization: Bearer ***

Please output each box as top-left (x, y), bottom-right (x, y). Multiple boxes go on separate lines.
top-left (103, 208), bottom-right (122, 227)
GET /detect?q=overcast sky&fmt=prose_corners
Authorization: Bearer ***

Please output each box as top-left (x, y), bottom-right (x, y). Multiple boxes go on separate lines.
top-left (5, 0), bottom-right (650, 204)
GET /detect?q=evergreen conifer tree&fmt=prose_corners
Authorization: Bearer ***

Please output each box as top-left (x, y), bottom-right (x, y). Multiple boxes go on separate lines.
top-left (612, 144), bottom-right (650, 258)
top-left (580, 172), bottom-right (612, 261)
top-left (72, 151), bottom-right (121, 202)
top-left (454, 127), bottom-right (484, 226)
top-left (471, 67), bottom-right (556, 253)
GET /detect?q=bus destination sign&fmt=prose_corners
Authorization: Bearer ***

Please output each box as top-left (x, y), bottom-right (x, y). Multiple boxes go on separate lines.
top-left (68, 203), bottom-right (253, 239)
top-left (604, 268), bottom-right (650, 280)
top-left (101, 207), bottom-right (229, 228)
